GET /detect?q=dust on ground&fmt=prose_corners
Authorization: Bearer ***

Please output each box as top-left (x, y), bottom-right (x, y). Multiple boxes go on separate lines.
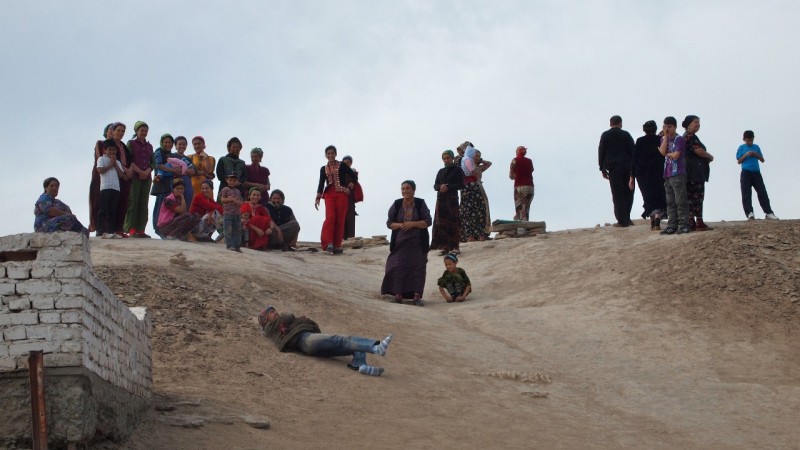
top-left (89, 219), bottom-right (800, 449)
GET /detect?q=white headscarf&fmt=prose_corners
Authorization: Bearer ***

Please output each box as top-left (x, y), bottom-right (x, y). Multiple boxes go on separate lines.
top-left (461, 146), bottom-right (477, 175)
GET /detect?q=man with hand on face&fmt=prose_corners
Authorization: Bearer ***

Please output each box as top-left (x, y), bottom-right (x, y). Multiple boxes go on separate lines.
top-left (266, 189), bottom-right (301, 251)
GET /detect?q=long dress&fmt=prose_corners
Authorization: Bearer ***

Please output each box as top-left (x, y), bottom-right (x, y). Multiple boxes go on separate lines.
top-left (380, 198), bottom-right (432, 299)
top-left (34, 194), bottom-right (88, 234)
top-left (460, 173), bottom-right (491, 241)
top-left (343, 169), bottom-right (359, 240)
top-left (88, 140), bottom-right (103, 232)
top-left (633, 133), bottom-right (667, 219)
top-left (430, 164), bottom-right (464, 252)
top-left (246, 203), bottom-right (272, 250)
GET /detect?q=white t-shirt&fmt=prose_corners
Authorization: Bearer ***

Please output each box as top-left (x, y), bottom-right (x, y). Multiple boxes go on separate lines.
top-left (97, 155), bottom-right (124, 191)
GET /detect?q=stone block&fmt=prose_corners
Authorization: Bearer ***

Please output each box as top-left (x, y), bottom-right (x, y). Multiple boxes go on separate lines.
top-left (53, 326), bottom-right (82, 341)
top-left (31, 267), bottom-right (54, 278)
top-left (0, 267), bottom-right (5, 277)
top-left (3, 326), bottom-right (26, 341)
top-left (24, 325), bottom-right (54, 340)
top-left (0, 344), bottom-right (7, 357)
top-left (37, 245), bottom-right (86, 263)
top-left (55, 265), bottom-right (84, 279)
top-left (61, 340), bottom-right (82, 353)
top-left (61, 280), bottom-right (87, 295)
top-left (43, 353), bottom-right (82, 367)
top-left (29, 232), bottom-right (62, 247)
top-left (10, 312), bottom-right (38, 325)
top-left (6, 267), bottom-right (31, 280)
top-left (15, 280), bottom-right (61, 295)
top-left (55, 297), bottom-right (84, 309)
top-left (0, 233), bottom-right (32, 251)
top-left (31, 297), bottom-right (55, 309)
top-left (61, 311), bottom-right (82, 324)
top-left (0, 356), bottom-right (16, 369)
top-left (8, 340), bottom-right (61, 357)
top-left (0, 314), bottom-right (11, 326)
top-left (39, 311), bottom-right (61, 324)
top-left (0, 283), bottom-right (15, 295)
top-left (7, 298), bottom-right (30, 311)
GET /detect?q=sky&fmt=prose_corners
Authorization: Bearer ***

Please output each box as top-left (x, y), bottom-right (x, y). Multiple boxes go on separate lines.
top-left (2, 1), bottom-right (797, 242)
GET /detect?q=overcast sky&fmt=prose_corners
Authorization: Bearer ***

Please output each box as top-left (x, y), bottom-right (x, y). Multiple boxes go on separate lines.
top-left (2, 1), bottom-right (797, 241)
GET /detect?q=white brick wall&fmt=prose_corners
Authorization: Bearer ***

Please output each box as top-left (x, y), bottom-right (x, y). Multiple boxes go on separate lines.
top-left (0, 232), bottom-right (151, 399)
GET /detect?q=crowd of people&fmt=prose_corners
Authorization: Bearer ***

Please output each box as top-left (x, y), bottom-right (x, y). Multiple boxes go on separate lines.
top-left (599, 115), bottom-right (779, 234)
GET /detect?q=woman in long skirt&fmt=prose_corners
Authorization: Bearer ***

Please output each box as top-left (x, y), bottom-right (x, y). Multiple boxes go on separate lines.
top-left (460, 146), bottom-right (492, 241)
top-left (632, 120), bottom-right (667, 230)
top-left (381, 180), bottom-right (432, 306)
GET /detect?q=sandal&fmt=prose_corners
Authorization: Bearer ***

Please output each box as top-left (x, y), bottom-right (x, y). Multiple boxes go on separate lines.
top-left (413, 299), bottom-right (425, 307)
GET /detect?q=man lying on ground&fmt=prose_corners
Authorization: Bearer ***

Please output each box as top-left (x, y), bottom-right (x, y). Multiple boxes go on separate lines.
top-left (258, 306), bottom-right (392, 376)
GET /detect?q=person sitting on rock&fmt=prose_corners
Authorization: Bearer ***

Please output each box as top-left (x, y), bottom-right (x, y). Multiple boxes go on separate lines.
top-left (258, 306), bottom-right (392, 376)
top-left (266, 189), bottom-right (301, 251)
top-left (437, 253), bottom-right (472, 303)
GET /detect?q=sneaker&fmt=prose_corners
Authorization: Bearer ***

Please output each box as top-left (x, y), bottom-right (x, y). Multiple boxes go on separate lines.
top-left (109, 233), bottom-right (121, 239)
top-left (765, 213), bottom-right (779, 220)
top-left (747, 212), bottom-right (755, 220)
top-left (333, 248), bottom-right (344, 255)
top-left (676, 225), bottom-right (691, 234)
top-left (101, 233), bottom-right (110, 239)
top-left (660, 227), bottom-right (677, 235)
top-left (413, 298), bottom-right (425, 307)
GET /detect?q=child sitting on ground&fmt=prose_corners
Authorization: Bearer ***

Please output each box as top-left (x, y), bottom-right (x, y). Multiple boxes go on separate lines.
top-left (437, 253), bottom-right (472, 303)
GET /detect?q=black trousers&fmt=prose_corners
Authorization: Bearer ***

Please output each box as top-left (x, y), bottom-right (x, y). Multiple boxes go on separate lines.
top-left (97, 189), bottom-right (120, 235)
top-left (608, 165), bottom-right (634, 224)
top-left (740, 170), bottom-right (773, 216)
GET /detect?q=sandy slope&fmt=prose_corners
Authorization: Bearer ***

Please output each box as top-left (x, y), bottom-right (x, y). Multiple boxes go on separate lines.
top-left (88, 220), bottom-right (800, 450)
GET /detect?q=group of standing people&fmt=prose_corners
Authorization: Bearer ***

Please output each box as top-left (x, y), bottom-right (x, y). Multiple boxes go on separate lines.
top-left (82, 121), bottom-right (301, 252)
top-left (599, 115), bottom-right (779, 234)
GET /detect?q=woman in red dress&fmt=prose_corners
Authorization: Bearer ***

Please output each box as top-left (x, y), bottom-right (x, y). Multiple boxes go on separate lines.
top-left (242, 188), bottom-right (274, 250)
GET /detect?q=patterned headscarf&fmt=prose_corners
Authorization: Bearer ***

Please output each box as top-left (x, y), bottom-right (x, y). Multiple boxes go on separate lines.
top-left (251, 147), bottom-right (263, 156)
top-left (192, 136), bottom-right (205, 145)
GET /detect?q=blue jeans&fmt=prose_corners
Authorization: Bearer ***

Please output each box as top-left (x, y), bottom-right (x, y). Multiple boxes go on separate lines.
top-left (296, 332), bottom-right (378, 368)
top-left (223, 214), bottom-right (242, 249)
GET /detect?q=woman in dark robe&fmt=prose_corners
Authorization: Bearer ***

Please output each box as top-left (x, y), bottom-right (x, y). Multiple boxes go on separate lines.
top-left (632, 120), bottom-right (667, 230)
top-left (380, 180), bottom-right (432, 306)
top-left (110, 122), bottom-right (132, 237)
top-left (342, 155), bottom-right (359, 240)
top-left (682, 115), bottom-right (714, 231)
top-left (430, 150), bottom-right (464, 255)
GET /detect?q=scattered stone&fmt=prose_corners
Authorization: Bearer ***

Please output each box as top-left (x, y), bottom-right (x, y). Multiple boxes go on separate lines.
top-left (244, 416), bottom-right (271, 429)
top-left (155, 404), bottom-right (176, 412)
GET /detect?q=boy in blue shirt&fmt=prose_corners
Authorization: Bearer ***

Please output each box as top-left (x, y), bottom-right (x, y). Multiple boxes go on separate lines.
top-left (736, 130), bottom-right (778, 220)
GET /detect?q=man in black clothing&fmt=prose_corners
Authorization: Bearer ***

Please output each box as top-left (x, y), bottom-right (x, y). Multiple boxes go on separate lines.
top-left (598, 115), bottom-right (635, 227)
top-left (266, 189), bottom-right (301, 251)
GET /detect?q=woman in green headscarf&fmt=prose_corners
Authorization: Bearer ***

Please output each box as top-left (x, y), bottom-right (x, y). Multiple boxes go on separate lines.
top-left (430, 150), bottom-right (464, 255)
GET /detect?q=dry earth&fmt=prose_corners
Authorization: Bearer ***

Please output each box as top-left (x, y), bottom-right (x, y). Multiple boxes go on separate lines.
top-left (87, 219), bottom-right (800, 449)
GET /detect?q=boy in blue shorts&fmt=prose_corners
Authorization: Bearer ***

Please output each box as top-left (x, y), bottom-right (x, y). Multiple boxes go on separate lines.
top-left (736, 130), bottom-right (778, 220)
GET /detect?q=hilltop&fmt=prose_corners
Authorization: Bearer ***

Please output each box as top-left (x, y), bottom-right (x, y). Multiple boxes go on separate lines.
top-left (89, 219), bottom-right (800, 449)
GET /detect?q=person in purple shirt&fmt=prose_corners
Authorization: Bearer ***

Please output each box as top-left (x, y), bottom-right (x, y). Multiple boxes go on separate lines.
top-left (124, 121), bottom-right (154, 238)
top-left (658, 116), bottom-right (690, 235)
top-left (243, 147), bottom-right (271, 207)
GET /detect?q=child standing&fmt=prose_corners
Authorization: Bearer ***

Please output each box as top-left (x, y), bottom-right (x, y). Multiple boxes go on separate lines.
top-left (96, 139), bottom-right (130, 238)
top-left (737, 130), bottom-right (778, 220)
top-left (437, 253), bottom-right (472, 303)
top-left (220, 173), bottom-right (244, 252)
top-left (658, 116), bottom-right (690, 235)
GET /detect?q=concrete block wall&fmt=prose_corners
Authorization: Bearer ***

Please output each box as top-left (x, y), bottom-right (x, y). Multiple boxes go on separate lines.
top-left (0, 232), bottom-right (151, 398)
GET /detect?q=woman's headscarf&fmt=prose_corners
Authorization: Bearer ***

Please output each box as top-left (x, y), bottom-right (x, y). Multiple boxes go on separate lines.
top-left (442, 150), bottom-right (455, 166)
top-left (461, 146), bottom-right (478, 175)
top-left (249, 187), bottom-right (261, 197)
top-left (160, 133), bottom-right (174, 145)
top-left (103, 123), bottom-right (113, 138)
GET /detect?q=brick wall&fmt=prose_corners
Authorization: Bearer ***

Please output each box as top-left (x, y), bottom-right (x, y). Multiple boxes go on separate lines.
top-left (0, 232), bottom-right (151, 399)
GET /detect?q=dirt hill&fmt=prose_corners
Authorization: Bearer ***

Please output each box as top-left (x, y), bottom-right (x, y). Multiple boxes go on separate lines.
top-left (88, 219), bottom-right (800, 449)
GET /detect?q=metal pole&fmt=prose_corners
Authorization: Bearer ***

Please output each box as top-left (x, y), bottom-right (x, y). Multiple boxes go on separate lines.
top-left (28, 350), bottom-right (48, 450)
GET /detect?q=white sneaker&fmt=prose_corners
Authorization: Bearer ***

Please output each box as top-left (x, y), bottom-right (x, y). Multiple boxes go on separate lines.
top-left (765, 213), bottom-right (779, 220)
top-left (101, 233), bottom-right (110, 239)
top-left (109, 233), bottom-right (121, 239)
top-left (747, 212), bottom-right (755, 220)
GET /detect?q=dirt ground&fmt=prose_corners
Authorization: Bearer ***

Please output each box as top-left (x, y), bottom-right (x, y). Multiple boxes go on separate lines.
top-left (87, 219), bottom-right (800, 450)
